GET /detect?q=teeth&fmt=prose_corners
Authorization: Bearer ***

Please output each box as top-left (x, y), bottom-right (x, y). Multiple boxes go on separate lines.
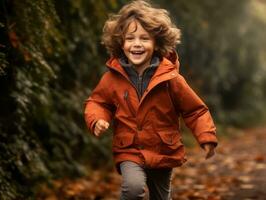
top-left (131, 51), bottom-right (144, 54)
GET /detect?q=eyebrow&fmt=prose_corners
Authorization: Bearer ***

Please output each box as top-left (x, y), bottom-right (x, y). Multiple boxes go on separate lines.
top-left (125, 33), bottom-right (151, 37)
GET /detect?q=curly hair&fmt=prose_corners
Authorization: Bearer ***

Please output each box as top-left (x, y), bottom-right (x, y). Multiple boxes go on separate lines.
top-left (102, 0), bottom-right (181, 58)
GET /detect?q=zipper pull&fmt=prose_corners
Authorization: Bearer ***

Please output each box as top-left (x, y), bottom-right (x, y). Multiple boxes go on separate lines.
top-left (123, 90), bottom-right (136, 117)
top-left (124, 90), bottom-right (128, 100)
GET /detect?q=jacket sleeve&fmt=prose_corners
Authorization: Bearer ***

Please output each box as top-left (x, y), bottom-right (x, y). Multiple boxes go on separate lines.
top-left (84, 73), bottom-right (115, 134)
top-left (170, 74), bottom-right (218, 147)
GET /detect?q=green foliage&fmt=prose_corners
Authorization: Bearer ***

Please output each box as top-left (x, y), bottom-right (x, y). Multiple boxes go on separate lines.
top-left (0, 0), bottom-right (266, 199)
top-left (0, 0), bottom-right (119, 199)
top-left (0, 52), bottom-right (8, 75)
top-left (155, 0), bottom-right (266, 126)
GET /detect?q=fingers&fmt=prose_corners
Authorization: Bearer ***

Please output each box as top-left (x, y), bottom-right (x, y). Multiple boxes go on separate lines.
top-left (94, 119), bottom-right (109, 137)
top-left (205, 148), bottom-right (215, 159)
top-left (203, 144), bottom-right (216, 159)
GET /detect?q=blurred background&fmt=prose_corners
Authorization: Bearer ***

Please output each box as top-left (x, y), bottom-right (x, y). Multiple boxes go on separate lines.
top-left (0, 0), bottom-right (266, 199)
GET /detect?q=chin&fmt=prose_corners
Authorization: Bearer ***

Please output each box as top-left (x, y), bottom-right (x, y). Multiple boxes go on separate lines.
top-left (131, 60), bottom-right (143, 65)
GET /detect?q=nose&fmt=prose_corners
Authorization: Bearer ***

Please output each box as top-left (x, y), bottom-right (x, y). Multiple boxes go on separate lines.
top-left (133, 38), bottom-right (142, 47)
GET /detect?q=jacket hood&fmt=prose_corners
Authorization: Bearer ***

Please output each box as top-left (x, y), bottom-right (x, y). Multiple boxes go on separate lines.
top-left (165, 51), bottom-right (180, 73)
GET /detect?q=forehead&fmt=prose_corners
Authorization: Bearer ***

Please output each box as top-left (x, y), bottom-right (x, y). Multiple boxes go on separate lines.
top-left (125, 20), bottom-right (149, 35)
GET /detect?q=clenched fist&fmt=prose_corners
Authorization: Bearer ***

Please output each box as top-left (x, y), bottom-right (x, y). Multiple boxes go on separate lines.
top-left (94, 119), bottom-right (110, 137)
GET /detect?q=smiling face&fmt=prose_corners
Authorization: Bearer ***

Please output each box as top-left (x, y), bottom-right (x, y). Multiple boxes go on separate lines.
top-left (122, 20), bottom-right (155, 74)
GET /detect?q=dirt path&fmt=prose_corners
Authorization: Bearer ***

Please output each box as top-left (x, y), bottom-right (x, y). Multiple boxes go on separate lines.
top-left (37, 127), bottom-right (266, 200)
top-left (170, 127), bottom-right (266, 200)
top-left (219, 128), bottom-right (266, 200)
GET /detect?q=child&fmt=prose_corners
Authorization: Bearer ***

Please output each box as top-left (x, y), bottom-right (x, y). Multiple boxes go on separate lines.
top-left (84, 0), bottom-right (218, 199)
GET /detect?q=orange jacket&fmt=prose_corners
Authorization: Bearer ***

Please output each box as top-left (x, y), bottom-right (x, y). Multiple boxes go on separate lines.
top-left (84, 54), bottom-right (217, 169)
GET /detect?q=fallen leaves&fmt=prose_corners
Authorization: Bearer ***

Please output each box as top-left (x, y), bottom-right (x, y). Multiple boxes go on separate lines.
top-left (37, 127), bottom-right (266, 200)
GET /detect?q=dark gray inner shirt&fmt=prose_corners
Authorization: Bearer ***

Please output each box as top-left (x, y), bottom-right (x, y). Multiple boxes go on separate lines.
top-left (119, 56), bottom-right (160, 99)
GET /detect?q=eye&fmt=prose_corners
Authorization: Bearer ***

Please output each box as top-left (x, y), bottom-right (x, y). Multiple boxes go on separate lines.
top-left (142, 37), bottom-right (150, 41)
top-left (125, 36), bottom-right (134, 41)
top-left (141, 35), bottom-right (152, 41)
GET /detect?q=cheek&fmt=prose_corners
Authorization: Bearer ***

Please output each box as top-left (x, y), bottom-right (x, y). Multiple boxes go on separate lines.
top-left (122, 42), bottom-right (129, 52)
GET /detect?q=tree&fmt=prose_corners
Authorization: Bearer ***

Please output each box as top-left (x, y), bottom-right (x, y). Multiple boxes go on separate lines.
top-left (0, 0), bottom-right (120, 198)
top-left (155, 0), bottom-right (266, 126)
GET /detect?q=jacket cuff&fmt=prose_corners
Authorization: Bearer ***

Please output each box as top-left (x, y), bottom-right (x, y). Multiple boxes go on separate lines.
top-left (90, 119), bottom-right (98, 134)
top-left (197, 132), bottom-right (218, 148)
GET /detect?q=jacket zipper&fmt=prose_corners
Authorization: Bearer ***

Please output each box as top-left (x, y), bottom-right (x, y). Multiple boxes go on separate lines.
top-left (137, 75), bottom-right (143, 98)
top-left (124, 90), bottom-right (136, 117)
top-left (125, 71), bottom-right (146, 117)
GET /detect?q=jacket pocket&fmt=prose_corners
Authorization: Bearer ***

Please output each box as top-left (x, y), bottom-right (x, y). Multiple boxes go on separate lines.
top-left (113, 133), bottom-right (135, 149)
top-left (157, 131), bottom-right (183, 154)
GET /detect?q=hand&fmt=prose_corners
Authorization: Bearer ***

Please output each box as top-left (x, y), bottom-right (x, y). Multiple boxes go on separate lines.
top-left (203, 143), bottom-right (216, 159)
top-left (94, 119), bottom-right (110, 137)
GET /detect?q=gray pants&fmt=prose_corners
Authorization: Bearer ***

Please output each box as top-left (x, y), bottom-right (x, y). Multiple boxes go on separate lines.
top-left (120, 161), bottom-right (172, 200)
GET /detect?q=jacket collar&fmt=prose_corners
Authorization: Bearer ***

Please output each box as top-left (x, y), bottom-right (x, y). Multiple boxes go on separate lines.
top-left (118, 55), bottom-right (160, 69)
top-left (106, 51), bottom-right (180, 104)
top-left (106, 51), bottom-right (180, 80)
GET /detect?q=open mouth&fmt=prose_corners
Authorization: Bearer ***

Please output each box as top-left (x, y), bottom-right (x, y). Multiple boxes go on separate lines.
top-left (130, 50), bottom-right (145, 55)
